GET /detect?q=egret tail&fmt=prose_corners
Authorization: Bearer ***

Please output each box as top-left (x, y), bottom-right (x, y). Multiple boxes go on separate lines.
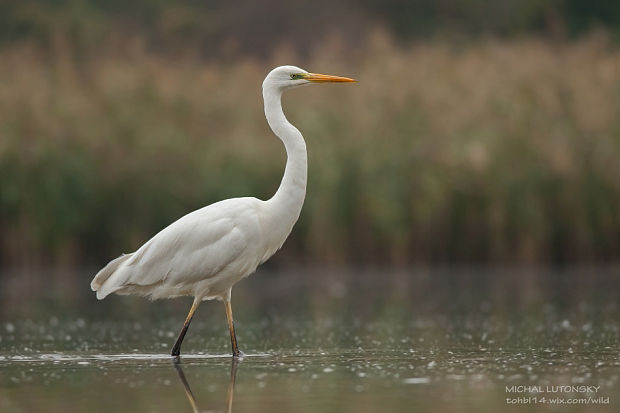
top-left (90, 253), bottom-right (133, 299)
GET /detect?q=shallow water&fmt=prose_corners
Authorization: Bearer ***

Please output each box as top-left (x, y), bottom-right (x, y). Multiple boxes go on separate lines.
top-left (1, 268), bottom-right (619, 412)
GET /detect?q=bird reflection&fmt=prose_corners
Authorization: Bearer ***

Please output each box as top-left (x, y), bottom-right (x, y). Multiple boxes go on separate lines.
top-left (173, 358), bottom-right (241, 413)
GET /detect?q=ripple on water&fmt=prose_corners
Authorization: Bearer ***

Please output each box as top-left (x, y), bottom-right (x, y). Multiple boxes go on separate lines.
top-left (2, 352), bottom-right (271, 364)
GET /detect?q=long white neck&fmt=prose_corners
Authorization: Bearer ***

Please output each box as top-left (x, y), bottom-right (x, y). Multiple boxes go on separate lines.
top-left (263, 85), bottom-right (307, 236)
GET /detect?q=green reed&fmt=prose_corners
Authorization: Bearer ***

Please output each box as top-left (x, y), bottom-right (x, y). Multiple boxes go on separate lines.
top-left (1, 32), bottom-right (619, 267)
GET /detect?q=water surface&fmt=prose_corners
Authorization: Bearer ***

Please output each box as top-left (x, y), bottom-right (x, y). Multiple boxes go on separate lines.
top-left (1, 268), bottom-right (619, 412)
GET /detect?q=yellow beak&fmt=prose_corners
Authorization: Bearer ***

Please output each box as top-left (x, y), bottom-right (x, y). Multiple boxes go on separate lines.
top-left (305, 73), bottom-right (356, 83)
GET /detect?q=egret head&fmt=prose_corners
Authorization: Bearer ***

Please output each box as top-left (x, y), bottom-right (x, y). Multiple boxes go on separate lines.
top-left (263, 65), bottom-right (356, 92)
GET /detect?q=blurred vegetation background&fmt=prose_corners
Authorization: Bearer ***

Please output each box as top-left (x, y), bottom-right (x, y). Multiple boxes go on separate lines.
top-left (1, 0), bottom-right (620, 272)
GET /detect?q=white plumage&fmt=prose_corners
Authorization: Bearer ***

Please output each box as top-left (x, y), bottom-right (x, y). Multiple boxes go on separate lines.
top-left (90, 65), bottom-right (355, 357)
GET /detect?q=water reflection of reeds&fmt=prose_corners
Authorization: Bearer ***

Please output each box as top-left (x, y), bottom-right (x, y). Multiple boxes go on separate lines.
top-left (1, 267), bottom-right (618, 353)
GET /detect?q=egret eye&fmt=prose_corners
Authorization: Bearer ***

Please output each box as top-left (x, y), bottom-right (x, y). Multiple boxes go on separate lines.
top-left (290, 73), bottom-right (302, 80)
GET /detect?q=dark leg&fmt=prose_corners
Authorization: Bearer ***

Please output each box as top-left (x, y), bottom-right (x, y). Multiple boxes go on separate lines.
top-left (224, 298), bottom-right (243, 358)
top-left (171, 299), bottom-right (200, 357)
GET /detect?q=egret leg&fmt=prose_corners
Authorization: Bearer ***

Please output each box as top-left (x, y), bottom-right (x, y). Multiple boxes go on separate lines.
top-left (171, 299), bottom-right (200, 357)
top-left (224, 298), bottom-right (243, 358)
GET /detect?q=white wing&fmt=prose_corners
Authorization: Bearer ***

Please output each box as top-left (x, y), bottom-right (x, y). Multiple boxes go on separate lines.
top-left (92, 197), bottom-right (264, 300)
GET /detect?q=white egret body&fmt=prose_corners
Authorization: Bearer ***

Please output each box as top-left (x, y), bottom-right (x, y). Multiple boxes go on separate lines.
top-left (90, 66), bottom-right (355, 357)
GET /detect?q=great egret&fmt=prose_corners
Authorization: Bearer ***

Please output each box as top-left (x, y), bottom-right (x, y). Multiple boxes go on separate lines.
top-left (90, 65), bottom-right (355, 357)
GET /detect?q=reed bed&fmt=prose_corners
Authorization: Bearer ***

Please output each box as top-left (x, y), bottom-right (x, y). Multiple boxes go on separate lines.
top-left (1, 32), bottom-right (620, 267)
